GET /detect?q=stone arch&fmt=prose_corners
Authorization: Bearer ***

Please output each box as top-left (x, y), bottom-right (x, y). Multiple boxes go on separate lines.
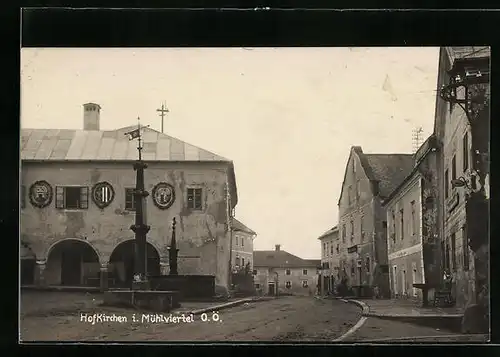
top-left (108, 239), bottom-right (161, 287)
top-left (44, 238), bottom-right (103, 264)
top-left (45, 238), bottom-right (102, 287)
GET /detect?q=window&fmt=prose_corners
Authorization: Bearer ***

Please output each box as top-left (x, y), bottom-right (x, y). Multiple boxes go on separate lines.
top-left (336, 244), bottom-right (339, 254)
top-left (326, 243), bottom-right (330, 256)
top-left (255, 283), bottom-right (260, 289)
top-left (55, 186), bottom-right (89, 209)
top-left (342, 224), bottom-right (346, 243)
top-left (400, 209), bottom-right (404, 240)
top-left (410, 201), bottom-right (416, 236)
top-left (462, 225), bottom-right (469, 271)
top-left (252, 269), bottom-right (257, 275)
top-left (360, 216), bottom-right (365, 242)
top-left (348, 186), bottom-right (352, 204)
top-left (241, 238), bottom-right (244, 247)
top-left (356, 180), bottom-right (360, 201)
top-left (451, 233), bottom-right (456, 271)
top-left (235, 237), bottom-right (239, 246)
top-left (302, 280), bottom-right (308, 288)
top-left (463, 133), bottom-right (469, 171)
top-left (323, 242), bottom-right (327, 256)
top-left (444, 169), bottom-right (449, 199)
top-left (285, 281), bottom-right (292, 289)
top-left (187, 188), bottom-right (202, 210)
top-left (242, 258), bottom-right (245, 267)
top-left (303, 269), bottom-right (308, 275)
top-left (330, 244), bottom-right (333, 255)
top-left (350, 220), bottom-right (354, 243)
top-left (451, 155), bottom-right (457, 181)
top-left (366, 257), bottom-right (370, 272)
top-left (21, 185), bottom-right (26, 209)
top-left (351, 260), bottom-right (355, 275)
top-left (285, 269), bottom-right (291, 275)
top-left (125, 188), bottom-right (136, 211)
top-left (235, 257), bottom-right (240, 267)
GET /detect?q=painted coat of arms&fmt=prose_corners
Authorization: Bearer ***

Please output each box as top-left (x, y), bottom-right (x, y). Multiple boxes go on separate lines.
top-left (29, 180), bottom-right (53, 208)
top-left (152, 182), bottom-right (175, 210)
top-left (92, 181), bottom-right (115, 209)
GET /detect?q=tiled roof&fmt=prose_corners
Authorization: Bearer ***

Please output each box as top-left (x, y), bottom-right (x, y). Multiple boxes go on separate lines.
top-left (253, 250), bottom-right (320, 268)
top-left (446, 46), bottom-right (490, 63)
top-left (232, 218), bottom-right (256, 235)
top-left (20, 126), bottom-right (230, 162)
top-left (318, 225), bottom-right (338, 240)
top-left (363, 153), bottom-right (415, 199)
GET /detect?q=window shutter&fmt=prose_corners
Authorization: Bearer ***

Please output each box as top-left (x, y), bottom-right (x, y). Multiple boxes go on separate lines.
top-left (80, 187), bottom-right (89, 209)
top-left (56, 186), bottom-right (65, 209)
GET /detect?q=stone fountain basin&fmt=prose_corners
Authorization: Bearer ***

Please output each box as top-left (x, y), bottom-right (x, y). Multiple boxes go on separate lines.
top-left (103, 289), bottom-right (181, 312)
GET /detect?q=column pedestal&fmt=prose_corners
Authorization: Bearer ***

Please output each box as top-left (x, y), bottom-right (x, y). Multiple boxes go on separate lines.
top-left (160, 262), bottom-right (169, 276)
top-left (34, 260), bottom-right (46, 286)
top-left (100, 264), bottom-right (109, 292)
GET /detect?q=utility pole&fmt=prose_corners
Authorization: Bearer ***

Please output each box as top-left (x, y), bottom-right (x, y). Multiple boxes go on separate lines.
top-left (156, 102), bottom-right (169, 134)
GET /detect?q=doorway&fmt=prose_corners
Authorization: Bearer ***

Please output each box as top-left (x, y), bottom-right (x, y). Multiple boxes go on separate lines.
top-left (402, 269), bottom-right (407, 297)
top-left (412, 262), bottom-right (418, 297)
top-left (61, 249), bottom-right (81, 285)
top-left (268, 282), bottom-right (275, 296)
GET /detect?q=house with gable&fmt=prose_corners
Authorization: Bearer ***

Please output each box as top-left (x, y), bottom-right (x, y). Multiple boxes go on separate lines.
top-left (20, 102), bottom-right (238, 293)
top-left (336, 146), bottom-right (414, 297)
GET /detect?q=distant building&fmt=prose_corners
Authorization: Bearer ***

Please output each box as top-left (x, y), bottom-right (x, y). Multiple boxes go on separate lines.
top-left (317, 225), bottom-right (339, 294)
top-left (336, 146), bottom-right (414, 297)
top-left (231, 218), bottom-right (257, 272)
top-left (253, 245), bottom-right (320, 296)
top-left (20, 103), bottom-right (238, 292)
top-left (383, 135), bottom-right (441, 300)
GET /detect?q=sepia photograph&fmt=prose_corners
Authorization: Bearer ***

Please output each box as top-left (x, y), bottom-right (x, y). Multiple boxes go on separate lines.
top-left (19, 46), bottom-right (490, 343)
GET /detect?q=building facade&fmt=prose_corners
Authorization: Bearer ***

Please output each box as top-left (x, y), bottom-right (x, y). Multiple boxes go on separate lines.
top-left (435, 47), bottom-right (490, 310)
top-left (20, 103), bottom-right (238, 292)
top-left (383, 135), bottom-right (442, 300)
top-left (253, 245), bottom-right (320, 296)
top-left (336, 146), bottom-right (414, 297)
top-left (231, 218), bottom-right (256, 273)
top-left (317, 226), bottom-right (339, 294)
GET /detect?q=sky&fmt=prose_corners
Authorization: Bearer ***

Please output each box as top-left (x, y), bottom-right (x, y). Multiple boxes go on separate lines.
top-left (21, 47), bottom-right (439, 259)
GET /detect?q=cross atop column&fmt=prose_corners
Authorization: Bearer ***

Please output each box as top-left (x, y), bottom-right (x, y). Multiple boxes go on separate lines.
top-left (156, 102), bottom-right (169, 133)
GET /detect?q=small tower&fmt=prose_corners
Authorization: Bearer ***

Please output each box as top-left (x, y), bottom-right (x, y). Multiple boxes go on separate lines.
top-left (83, 103), bottom-right (101, 131)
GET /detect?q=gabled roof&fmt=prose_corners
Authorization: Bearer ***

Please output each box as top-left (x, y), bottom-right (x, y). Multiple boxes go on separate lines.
top-left (232, 218), bottom-right (257, 236)
top-left (318, 225), bottom-right (338, 240)
top-left (337, 146), bottom-right (415, 204)
top-left (253, 250), bottom-right (320, 268)
top-left (20, 125), bottom-right (230, 162)
top-left (382, 135), bottom-right (439, 206)
top-left (363, 153), bottom-right (415, 199)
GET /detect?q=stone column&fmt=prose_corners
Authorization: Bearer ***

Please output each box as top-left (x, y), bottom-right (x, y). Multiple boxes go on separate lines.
top-left (34, 260), bottom-right (46, 286)
top-left (100, 263), bottom-right (109, 292)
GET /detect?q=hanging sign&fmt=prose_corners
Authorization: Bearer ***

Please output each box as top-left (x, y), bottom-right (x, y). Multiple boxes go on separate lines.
top-left (29, 180), bottom-right (53, 208)
top-left (92, 181), bottom-right (115, 209)
top-left (152, 182), bottom-right (176, 210)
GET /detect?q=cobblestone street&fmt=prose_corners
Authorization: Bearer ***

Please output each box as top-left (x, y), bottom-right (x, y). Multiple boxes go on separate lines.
top-left (20, 291), bottom-right (361, 341)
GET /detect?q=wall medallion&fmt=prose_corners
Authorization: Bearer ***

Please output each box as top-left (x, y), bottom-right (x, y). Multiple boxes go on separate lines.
top-left (29, 180), bottom-right (53, 208)
top-left (92, 181), bottom-right (115, 209)
top-left (152, 182), bottom-right (175, 210)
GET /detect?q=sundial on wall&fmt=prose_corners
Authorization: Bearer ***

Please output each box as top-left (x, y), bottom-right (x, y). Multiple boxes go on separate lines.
top-left (152, 182), bottom-right (176, 210)
top-left (29, 180), bottom-right (53, 208)
top-left (92, 181), bottom-right (115, 209)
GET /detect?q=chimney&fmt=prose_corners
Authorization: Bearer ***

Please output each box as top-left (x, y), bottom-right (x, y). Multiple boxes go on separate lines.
top-left (275, 244), bottom-right (281, 251)
top-left (83, 103), bottom-right (101, 130)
